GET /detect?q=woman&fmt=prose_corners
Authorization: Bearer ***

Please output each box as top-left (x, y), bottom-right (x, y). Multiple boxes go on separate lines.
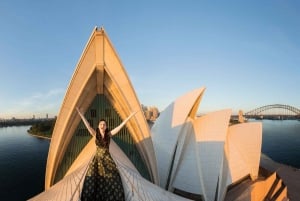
top-left (76, 107), bottom-right (137, 201)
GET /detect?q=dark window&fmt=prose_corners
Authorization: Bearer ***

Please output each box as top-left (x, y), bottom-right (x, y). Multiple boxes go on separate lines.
top-left (105, 109), bottom-right (111, 117)
top-left (90, 109), bottom-right (97, 118)
top-left (109, 118), bottom-right (115, 127)
top-left (88, 119), bottom-right (94, 127)
top-left (77, 128), bottom-right (87, 136)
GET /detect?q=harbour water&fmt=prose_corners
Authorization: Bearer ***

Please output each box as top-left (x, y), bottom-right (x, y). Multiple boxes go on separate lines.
top-left (258, 119), bottom-right (300, 168)
top-left (0, 126), bottom-right (50, 201)
top-left (0, 120), bottom-right (299, 201)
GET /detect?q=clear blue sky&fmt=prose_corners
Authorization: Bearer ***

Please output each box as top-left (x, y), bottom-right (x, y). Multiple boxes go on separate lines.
top-left (1, 1), bottom-right (300, 118)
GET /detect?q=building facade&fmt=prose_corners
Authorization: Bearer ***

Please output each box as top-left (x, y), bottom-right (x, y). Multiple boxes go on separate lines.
top-left (29, 27), bottom-right (288, 201)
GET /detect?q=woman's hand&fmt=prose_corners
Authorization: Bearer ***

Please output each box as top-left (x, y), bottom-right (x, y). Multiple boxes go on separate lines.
top-left (110, 110), bottom-right (139, 136)
top-left (129, 110), bottom-right (139, 117)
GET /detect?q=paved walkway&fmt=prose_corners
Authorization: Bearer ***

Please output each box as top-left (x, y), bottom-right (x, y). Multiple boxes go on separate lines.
top-left (260, 154), bottom-right (300, 201)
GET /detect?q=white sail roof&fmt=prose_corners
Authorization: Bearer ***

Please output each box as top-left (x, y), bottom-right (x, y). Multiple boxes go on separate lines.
top-left (29, 140), bottom-right (191, 201)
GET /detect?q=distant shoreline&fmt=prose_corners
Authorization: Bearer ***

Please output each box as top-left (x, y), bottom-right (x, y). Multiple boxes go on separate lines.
top-left (26, 118), bottom-right (55, 140)
top-left (28, 132), bottom-right (51, 140)
top-left (0, 118), bottom-right (55, 127)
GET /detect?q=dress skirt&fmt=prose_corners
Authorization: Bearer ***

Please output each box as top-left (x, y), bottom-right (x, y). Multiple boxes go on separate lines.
top-left (81, 146), bottom-right (125, 201)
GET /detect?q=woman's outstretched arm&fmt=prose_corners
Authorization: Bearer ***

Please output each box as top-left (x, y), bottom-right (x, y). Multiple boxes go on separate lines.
top-left (110, 111), bottom-right (138, 136)
top-left (76, 107), bottom-right (96, 137)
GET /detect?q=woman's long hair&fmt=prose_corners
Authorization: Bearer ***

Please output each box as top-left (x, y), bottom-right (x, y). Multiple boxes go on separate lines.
top-left (95, 119), bottom-right (110, 141)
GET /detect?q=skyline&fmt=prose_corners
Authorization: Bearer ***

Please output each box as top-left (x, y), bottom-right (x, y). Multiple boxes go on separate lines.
top-left (1, 1), bottom-right (300, 118)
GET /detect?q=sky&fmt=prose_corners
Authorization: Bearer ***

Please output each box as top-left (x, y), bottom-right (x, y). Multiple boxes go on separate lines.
top-left (0, 1), bottom-right (300, 119)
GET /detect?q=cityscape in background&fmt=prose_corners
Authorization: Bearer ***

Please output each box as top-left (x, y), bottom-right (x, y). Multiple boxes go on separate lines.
top-left (2, 104), bottom-right (300, 127)
top-left (0, 104), bottom-right (160, 127)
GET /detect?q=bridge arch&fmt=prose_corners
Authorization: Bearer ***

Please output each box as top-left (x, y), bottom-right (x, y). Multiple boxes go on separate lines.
top-left (245, 104), bottom-right (300, 116)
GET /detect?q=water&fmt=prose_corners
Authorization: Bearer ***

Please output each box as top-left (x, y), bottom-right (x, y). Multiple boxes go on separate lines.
top-left (258, 120), bottom-right (300, 168)
top-left (0, 121), bottom-right (300, 201)
top-left (0, 126), bottom-right (50, 201)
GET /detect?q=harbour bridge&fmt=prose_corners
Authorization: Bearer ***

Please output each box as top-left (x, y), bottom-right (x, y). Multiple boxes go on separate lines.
top-left (244, 104), bottom-right (300, 120)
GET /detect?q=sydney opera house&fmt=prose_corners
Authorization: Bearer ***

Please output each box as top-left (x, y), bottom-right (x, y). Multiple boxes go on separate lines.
top-left (29, 27), bottom-right (289, 201)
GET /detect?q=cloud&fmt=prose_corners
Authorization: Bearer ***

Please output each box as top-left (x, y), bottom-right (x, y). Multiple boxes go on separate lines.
top-left (18, 89), bottom-right (64, 106)
top-left (2, 88), bottom-right (64, 118)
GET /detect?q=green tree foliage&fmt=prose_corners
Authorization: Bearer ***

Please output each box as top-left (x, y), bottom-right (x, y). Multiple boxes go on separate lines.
top-left (27, 118), bottom-right (56, 138)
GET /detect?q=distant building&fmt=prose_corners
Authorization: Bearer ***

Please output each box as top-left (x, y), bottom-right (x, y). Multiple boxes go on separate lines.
top-left (141, 104), bottom-right (160, 122)
top-left (238, 109), bottom-right (245, 123)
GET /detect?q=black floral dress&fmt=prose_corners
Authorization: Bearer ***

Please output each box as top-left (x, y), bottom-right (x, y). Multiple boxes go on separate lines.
top-left (81, 132), bottom-right (125, 201)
